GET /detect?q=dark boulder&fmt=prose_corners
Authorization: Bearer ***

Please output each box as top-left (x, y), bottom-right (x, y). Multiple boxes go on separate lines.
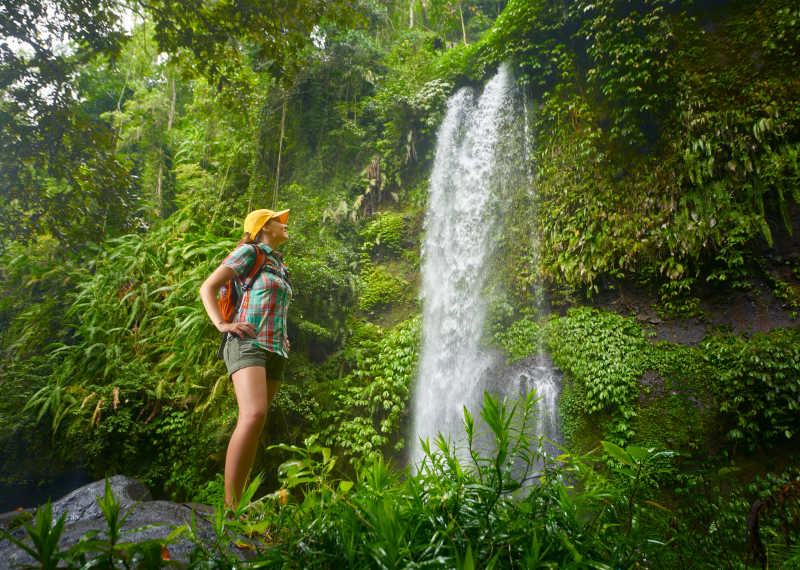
top-left (0, 476), bottom-right (240, 568)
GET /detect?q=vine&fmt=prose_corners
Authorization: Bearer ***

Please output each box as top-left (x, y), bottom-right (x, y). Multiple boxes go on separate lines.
top-left (310, 315), bottom-right (421, 468)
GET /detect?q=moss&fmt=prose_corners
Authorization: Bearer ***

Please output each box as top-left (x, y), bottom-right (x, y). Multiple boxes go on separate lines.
top-left (375, 300), bottom-right (419, 330)
top-left (6, 510), bottom-right (34, 531)
top-left (558, 379), bottom-right (605, 453)
top-left (361, 211), bottom-right (408, 257)
top-left (635, 387), bottom-right (718, 454)
top-left (513, 308), bottom-right (800, 457)
top-left (633, 342), bottom-right (723, 453)
top-left (359, 263), bottom-right (408, 311)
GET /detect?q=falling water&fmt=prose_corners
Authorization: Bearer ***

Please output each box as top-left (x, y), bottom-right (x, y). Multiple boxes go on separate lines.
top-left (411, 64), bottom-right (561, 466)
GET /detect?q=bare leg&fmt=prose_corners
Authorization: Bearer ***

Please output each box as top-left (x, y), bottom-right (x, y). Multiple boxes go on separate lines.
top-left (225, 365), bottom-right (281, 507)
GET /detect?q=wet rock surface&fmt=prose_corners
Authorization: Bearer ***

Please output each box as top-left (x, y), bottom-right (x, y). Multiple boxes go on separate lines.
top-left (51, 475), bottom-right (152, 525)
top-left (0, 476), bottom-right (238, 568)
top-left (593, 277), bottom-right (798, 346)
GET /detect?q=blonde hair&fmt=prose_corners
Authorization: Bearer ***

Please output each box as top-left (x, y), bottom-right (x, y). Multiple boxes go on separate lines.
top-left (242, 230), bottom-right (261, 244)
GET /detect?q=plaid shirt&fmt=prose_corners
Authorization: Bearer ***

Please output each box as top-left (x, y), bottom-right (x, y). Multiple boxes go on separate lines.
top-left (222, 243), bottom-right (292, 357)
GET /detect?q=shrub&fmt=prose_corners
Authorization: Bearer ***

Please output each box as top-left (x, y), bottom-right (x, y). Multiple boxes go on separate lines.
top-left (358, 263), bottom-right (407, 311)
top-left (310, 315), bottom-right (420, 467)
top-left (360, 211), bottom-right (406, 256)
top-left (702, 328), bottom-right (800, 450)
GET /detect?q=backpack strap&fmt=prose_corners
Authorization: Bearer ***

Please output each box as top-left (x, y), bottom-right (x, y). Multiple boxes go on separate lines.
top-left (241, 245), bottom-right (267, 290)
top-left (237, 244), bottom-right (267, 317)
top-left (261, 262), bottom-right (292, 288)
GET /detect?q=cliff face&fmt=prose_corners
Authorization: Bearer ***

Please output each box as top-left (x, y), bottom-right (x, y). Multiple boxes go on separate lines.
top-left (358, 1), bottom-right (800, 471)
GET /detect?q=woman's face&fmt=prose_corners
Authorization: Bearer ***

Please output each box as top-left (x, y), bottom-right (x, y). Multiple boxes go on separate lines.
top-left (260, 217), bottom-right (289, 246)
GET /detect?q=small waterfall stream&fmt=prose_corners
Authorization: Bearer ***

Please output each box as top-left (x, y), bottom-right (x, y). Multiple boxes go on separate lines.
top-left (411, 64), bottom-right (561, 466)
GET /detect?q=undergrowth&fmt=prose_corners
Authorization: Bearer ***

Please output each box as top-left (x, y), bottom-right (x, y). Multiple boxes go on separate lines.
top-left (4, 394), bottom-right (798, 568)
top-left (495, 308), bottom-right (800, 456)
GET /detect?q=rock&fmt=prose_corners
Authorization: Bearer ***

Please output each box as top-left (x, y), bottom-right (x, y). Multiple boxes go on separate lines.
top-left (0, 509), bottom-right (34, 532)
top-left (595, 276), bottom-right (798, 347)
top-left (50, 475), bottom-right (151, 526)
top-left (0, 477), bottom-right (251, 568)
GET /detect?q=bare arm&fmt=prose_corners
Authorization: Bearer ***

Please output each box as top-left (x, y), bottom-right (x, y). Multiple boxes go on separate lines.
top-left (199, 265), bottom-right (256, 338)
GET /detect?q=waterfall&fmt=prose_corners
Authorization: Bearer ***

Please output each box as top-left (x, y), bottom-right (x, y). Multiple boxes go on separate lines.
top-left (411, 64), bottom-right (561, 466)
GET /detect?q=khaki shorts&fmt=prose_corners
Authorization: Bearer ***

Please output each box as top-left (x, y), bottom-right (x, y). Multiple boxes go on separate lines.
top-left (223, 335), bottom-right (287, 381)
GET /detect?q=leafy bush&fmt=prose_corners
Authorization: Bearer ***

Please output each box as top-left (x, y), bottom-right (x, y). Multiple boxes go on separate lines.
top-left (207, 393), bottom-right (681, 568)
top-left (701, 328), bottom-right (800, 449)
top-left (310, 315), bottom-right (420, 467)
top-left (360, 211), bottom-right (407, 256)
top-left (493, 316), bottom-right (541, 363)
top-left (358, 263), bottom-right (408, 311)
top-left (667, 463), bottom-right (800, 568)
top-left (545, 307), bottom-right (649, 442)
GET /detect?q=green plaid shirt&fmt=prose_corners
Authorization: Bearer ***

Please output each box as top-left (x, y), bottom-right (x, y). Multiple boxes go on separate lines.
top-left (222, 243), bottom-right (292, 357)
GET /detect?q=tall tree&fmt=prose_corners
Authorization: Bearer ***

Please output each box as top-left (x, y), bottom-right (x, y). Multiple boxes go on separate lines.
top-left (138, 0), bottom-right (360, 86)
top-left (107, 22), bottom-right (183, 222)
top-left (0, 0), bottom-right (134, 246)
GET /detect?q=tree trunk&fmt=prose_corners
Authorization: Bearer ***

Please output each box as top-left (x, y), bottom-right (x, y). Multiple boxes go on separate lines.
top-left (409, 0), bottom-right (414, 28)
top-left (273, 92), bottom-right (288, 208)
top-left (167, 73), bottom-right (176, 131)
top-left (156, 161), bottom-right (163, 218)
top-left (212, 160), bottom-right (232, 224)
top-left (460, 3), bottom-right (468, 45)
top-left (159, 72), bottom-right (176, 219)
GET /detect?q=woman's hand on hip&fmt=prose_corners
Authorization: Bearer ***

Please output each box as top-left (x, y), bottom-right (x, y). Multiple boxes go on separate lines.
top-left (219, 321), bottom-right (256, 338)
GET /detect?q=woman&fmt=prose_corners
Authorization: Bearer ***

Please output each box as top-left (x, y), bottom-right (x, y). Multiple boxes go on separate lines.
top-left (199, 208), bottom-right (292, 507)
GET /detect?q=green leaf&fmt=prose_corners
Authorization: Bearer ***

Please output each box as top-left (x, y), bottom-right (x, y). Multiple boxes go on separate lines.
top-left (601, 441), bottom-right (633, 467)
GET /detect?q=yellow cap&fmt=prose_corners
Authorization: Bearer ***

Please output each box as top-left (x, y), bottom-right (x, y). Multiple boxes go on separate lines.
top-left (243, 208), bottom-right (290, 239)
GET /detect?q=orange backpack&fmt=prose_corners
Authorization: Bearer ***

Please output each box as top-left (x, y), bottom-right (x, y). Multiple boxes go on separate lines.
top-left (218, 243), bottom-right (268, 322)
top-left (217, 243), bottom-right (267, 358)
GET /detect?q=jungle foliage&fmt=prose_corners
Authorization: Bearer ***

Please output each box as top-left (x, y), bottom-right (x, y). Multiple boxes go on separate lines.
top-left (1, 0), bottom-right (497, 496)
top-left (481, 0), bottom-right (800, 308)
top-left (495, 308), bottom-right (800, 455)
top-left (5, 397), bottom-right (800, 568)
top-left (1, 0), bottom-right (799, 565)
